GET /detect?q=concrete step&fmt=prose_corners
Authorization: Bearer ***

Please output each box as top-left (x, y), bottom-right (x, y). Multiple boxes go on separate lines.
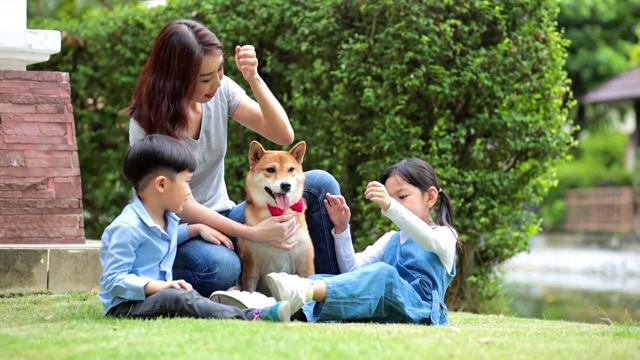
top-left (0, 240), bottom-right (101, 294)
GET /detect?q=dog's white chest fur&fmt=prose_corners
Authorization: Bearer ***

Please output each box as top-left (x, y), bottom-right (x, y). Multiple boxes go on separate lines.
top-left (245, 232), bottom-right (312, 275)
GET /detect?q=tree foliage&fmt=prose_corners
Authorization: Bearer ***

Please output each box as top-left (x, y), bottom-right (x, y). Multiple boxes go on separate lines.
top-left (558, 0), bottom-right (640, 97)
top-left (29, 0), bottom-right (575, 312)
top-left (28, 0), bottom-right (141, 20)
top-left (557, 0), bottom-right (640, 133)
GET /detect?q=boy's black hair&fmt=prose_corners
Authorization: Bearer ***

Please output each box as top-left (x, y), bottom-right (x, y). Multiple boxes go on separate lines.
top-left (123, 134), bottom-right (197, 193)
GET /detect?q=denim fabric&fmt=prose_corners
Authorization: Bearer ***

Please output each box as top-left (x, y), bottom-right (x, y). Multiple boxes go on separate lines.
top-left (107, 288), bottom-right (258, 320)
top-left (302, 231), bottom-right (455, 325)
top-left (173, 239), bottom-right (241, 297)
top-left (173, 170), bottom-right (341, 297)
top-left (301, 170), bottom-right (341, 275)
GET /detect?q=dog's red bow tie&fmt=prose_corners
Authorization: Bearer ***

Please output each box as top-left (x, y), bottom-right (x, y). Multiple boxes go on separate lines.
top-left (267, 199), bottom-right (304, 216)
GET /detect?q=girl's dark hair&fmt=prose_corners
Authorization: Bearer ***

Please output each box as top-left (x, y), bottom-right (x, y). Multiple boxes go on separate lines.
top-left (124, 19), bottom-right (223, 138)
top-left (123, 134), bottom-right (197, 192)
top-left (379, 157), bottom-right (454, 229)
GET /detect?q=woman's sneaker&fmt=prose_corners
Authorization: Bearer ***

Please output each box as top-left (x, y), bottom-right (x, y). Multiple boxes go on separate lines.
top-left (256, 301), bottom-right (291, 322)
top-left (265, 273), bottom-right (314, 313)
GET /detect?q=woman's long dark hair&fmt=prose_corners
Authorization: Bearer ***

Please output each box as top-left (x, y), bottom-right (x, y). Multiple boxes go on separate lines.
top-left (379, 158), bottom-right (454, 230)
top-left (124, 19), bottom-right (223, 138)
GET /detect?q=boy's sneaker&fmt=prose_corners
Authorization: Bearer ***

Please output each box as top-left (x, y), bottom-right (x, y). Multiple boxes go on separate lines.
top-left (209, 290), bottom-right (276, 310)
top-left (256, 300), bottom-right (291, 322)
top-left (265, 272), bottom-right (314, 313)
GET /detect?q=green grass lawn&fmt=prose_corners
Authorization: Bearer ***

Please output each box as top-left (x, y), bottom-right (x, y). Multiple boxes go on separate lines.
top-left (0, 292), bottom-right (638, 360)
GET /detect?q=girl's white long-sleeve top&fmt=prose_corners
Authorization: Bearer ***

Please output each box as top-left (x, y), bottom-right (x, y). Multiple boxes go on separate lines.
top-left (334, 198), bottom-right (458, 274)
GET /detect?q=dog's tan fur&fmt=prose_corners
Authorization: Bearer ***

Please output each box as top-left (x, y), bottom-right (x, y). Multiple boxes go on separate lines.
top-left (237, 140), bottom-right (315, 296)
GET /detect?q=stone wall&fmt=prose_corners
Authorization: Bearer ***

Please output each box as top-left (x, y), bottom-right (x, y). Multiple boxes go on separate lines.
top-left (0, 70), bottom-right (84, 244)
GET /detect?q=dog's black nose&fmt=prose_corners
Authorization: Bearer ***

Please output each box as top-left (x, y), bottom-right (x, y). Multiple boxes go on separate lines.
top-left (280, 182), bottom-right (291, 192)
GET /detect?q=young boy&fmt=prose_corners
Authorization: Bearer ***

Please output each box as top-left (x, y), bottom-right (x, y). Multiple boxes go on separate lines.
top-left (98, 134), bottom-right (290, 321)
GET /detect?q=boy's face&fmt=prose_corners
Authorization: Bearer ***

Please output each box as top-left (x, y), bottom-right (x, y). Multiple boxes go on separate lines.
top-left (163, 170), bottom-right (193, 213)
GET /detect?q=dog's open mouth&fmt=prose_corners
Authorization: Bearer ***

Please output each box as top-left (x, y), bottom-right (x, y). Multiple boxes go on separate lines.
top-left (264, 187), bottom-right (290, 209)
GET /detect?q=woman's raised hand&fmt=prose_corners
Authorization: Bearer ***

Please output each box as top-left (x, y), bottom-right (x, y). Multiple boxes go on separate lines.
top-left (235, 45), bottom-right (259, 81)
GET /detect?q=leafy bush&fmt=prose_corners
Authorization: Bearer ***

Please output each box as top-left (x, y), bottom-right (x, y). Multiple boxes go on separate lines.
top-left (29, 0), bottom-right (575, 312)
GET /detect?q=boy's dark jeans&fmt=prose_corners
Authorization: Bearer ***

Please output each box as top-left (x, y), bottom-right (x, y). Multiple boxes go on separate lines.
top-left (107, 288), bottom-right (257, 320)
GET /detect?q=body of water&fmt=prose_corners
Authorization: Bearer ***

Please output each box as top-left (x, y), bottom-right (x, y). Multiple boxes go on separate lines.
top-left (502, 246), bottom-right (640, 324)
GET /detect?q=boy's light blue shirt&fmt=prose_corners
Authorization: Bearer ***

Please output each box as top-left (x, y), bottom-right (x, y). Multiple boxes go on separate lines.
top-left (98, 196), bottom-right (190, 314)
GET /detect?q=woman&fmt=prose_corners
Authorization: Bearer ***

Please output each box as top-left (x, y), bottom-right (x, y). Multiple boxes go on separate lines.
top-left (125, 19), bottom-right (341, 297)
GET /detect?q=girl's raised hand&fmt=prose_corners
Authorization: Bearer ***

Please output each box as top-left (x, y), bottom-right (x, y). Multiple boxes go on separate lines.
top-left (323, 193), bottom-right (350, 234)
top-left (365, 181), bottom-right (391, 211)
top-left (235, 45), bottom-right (259, 81)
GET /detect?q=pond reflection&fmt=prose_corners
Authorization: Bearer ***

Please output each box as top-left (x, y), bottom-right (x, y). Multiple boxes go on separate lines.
top-left (502, 246), bottom-right (640, 324)
top-left (505, 281), bottom-right (640, 324)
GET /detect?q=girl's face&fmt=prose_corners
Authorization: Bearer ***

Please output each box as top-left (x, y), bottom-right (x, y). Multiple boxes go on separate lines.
top-left (192, 53), bottom-right (224, 103)
top-left (384, 174), bottom-right (436, 225)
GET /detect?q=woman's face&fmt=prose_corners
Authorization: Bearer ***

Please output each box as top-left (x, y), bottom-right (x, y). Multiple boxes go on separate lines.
top-left (192, 53), bottom-right (224, 103)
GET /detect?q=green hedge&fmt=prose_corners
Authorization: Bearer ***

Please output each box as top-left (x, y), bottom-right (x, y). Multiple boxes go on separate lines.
top-left (30, 0), bottom-right (575, 312)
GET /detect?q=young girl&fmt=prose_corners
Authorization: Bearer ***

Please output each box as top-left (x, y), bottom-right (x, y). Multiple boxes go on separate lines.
top-left (265, 158), bottom-right (458, 325)
top-left (125, 19), bottom-right (342, 297)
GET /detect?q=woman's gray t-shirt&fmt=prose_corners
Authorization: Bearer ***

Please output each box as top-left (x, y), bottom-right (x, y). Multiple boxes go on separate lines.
top-left (129, 75), bottom-right (246, 212)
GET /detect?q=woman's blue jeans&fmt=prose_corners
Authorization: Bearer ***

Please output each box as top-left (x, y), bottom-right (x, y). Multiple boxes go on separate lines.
top-left (173, 170), bottom-right (342, 297)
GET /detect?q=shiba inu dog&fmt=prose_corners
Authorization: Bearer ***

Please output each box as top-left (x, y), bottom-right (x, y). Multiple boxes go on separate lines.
top-left (237, 140), bottom-right (315, 296)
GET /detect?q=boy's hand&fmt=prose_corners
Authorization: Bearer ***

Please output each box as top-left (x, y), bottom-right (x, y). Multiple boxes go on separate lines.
top-left (168, 279), bottom-right (193, 291)
top-left (199, 224), bottom-right (234, 250)
top-left (144, 279), bottom-right (193, 295)
top-left (189, 224), bottom-right (234, 250)
top-left (365, 181), bottom-right (391, 211)
top-left (323, 193), bottom-right (350, 234)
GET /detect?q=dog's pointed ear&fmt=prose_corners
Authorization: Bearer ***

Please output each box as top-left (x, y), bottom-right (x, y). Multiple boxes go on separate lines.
top-left (248, 141), bottom-right (266, 167)
top-left (289, 141), bottom-right (306, 164)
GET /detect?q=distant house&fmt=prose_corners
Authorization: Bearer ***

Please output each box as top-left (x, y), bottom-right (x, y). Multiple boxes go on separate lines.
top-left (582, 66), bottom-right (640, 171)
top-left (563, 67), bottom-right (640, 238)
